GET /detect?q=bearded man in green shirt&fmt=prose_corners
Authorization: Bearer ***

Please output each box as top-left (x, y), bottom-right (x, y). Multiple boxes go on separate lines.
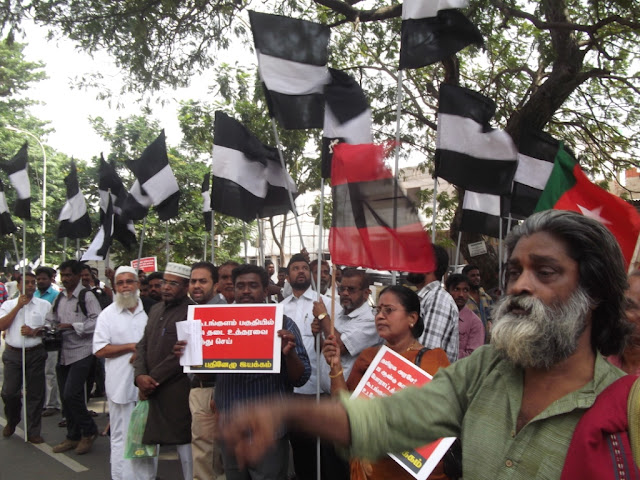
top-left (223, 210), bottom-right (631, 479)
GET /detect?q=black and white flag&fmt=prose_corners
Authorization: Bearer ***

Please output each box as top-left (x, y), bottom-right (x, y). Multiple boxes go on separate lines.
top-left (57, 160), bottom-right (92, 239)
top-left (399, 0), bottom-right (483, 69)
top-left (435, 84), bottom-right (518, 195)
top-left (122, 130), bottom-right (180, 221)
top-left (98, 156), bottom-right (137, 249)
top-left (249, 10), bottom-right (331, 130)
top-left (0, 179), bottom-right (17, 235)
top-left (82, 193), bottom-right (114, 261)
top-left (460, 191), bottom-right (511, 239)
top-left (321, 68), bottom-right (372, 178)
top-left (0, 142), bottom-right (31, 220)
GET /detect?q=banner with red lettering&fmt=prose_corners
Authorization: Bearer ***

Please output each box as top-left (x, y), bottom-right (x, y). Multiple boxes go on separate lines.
top-left (351, 346), bottom-right (456, 479)
top-left (185, 304), bottom-right (283, 373)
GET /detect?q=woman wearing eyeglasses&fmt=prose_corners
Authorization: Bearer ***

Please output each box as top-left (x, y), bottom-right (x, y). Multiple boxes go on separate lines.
top-left (323, 285), bottom-right (450, 480)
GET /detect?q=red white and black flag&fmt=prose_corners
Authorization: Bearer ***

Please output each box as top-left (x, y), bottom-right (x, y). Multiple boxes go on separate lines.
top-left (0, 142), bottom-right (31, 220)
top-left (400, 0), bottom-right (483, 69)
top-left (98, 155), bottom-right (136, 249)
top-left (121, 130), bottom-right (180, 222)
top-left (321, 68), bottom-right (372, 179)
top-left (0, 179), bottom-right (17, 235)
top-left (57, 160), bottom-right (92, 239)
top-left (211, 111), bottom-right (297, 222)
top-left (435, 84), bottom-right (518, 195)
top-left (249, 10), bottom-right (331, 130)
top-left (329, 143), bottom-right (435, 273)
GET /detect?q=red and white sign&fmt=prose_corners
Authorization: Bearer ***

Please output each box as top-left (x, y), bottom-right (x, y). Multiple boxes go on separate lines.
top-left (130, 257), bottom-right (157, 273)
top-left (351, 346), bottom-right (456, 480)
top-left (185, 304), bottom-right (283, 374)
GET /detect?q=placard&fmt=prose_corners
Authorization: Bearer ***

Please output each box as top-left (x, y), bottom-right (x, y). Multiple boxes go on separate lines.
top-left (130, 256), bottom-right (158, 273)
top-left (467, 240), bottom-right (487, 257)
top-left (184, 304), bottom-right (283, 374)
top-left (351, 346), bottom-right (456, 480)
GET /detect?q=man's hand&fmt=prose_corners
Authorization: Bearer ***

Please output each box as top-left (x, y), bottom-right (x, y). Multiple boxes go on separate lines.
top-left (312, 300), bottom-right (328, 319)
top-left (311, 317), bottom-right (322, 336)
top-left (16, 294), bottom-right (30, 309)
top-left (20, 325), bottom-right (39, 337)
top-left (105, 267), bottom-right (115, 286)
top-left (278, 330), bottom-right (297, 356)
top-left (223, 403), bottom-right (286, 469)
top-left (173, 340), bottom-right (187, 358)
top-left (129, 351), bottom-right (137, 364)
top-left (322, 335), bottom-right (342, 370)
top-left (135, 374), bottom-right (159, 396)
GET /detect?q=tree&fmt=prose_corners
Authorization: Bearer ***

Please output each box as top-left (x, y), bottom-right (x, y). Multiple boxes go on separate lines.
top-left (4, 1), bottom-right (640, 284)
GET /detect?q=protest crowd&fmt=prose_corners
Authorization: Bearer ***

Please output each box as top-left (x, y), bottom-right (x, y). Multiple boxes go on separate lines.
top-left (0, 210), bottom-right (637, 480)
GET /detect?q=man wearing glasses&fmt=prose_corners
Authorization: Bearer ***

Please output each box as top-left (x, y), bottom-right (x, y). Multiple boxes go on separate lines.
top-left (133, 262), bottom-right (194, 480)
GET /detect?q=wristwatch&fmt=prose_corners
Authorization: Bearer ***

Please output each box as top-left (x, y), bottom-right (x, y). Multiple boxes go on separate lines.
top-left (317, 313), bottom-right (328, 320)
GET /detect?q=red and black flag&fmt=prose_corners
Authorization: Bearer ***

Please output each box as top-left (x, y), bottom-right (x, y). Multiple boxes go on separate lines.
top-left (329, 143), bottom-right (435, 273)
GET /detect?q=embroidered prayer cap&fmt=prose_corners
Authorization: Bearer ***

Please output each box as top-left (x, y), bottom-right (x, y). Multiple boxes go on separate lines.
top-left (165, 262), bottom-right (191, 279)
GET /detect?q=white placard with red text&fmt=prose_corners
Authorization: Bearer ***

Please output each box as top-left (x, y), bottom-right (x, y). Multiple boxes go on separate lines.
top-left (351, 345), bottom-right (456, 480)
top-left (184, 304), bottom-right (283, 374)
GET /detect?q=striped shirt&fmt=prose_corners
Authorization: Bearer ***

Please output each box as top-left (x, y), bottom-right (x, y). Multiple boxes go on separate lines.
top-left (215, 316), bottom-right (311, 414)
top-left (46, 283), bottom-right (101, 365)
top-left (418, 280), bottom-right (459, 362)
top-left (343, 346), bottom-right (625, 479)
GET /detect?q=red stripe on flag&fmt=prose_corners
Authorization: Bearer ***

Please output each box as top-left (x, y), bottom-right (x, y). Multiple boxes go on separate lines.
top-left (331, 143), bottom-right (393, 185)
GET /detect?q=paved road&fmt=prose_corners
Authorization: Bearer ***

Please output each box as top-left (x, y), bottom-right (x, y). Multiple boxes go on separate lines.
top-left (0, 342), bottom-right (183, 480)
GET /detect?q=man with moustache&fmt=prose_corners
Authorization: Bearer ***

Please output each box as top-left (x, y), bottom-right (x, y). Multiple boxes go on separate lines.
top-left (216, 260), bottom-right (240, 304)
top-left (146, 271), bottom-right (164, 303)
top-left (222, 210), bottom-right (631, 479)
top-left (93, 266), bottom-right (154, 480)
top-left (187, 262), bottom-right (225, 480)
top-left (133, 262), bottom-right (194, 480)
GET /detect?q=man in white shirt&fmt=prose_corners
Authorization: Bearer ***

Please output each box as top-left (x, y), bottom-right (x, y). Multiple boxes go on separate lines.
top-left (93, 266), bottom-right (154, 480)
top-left (0, 272), bottom-right (51, 443)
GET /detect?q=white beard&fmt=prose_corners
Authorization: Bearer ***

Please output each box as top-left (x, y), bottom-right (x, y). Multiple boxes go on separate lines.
top-left (115, 290), bottom-right (140, 310)
top-left (490, 288), bottom-right (591, 369)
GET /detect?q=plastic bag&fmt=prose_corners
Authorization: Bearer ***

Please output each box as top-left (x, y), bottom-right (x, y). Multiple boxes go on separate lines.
top-left (124, 400), bottom-right (158, 459)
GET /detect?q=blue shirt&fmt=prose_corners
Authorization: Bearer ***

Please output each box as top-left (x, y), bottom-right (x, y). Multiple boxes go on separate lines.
top-left (35, 286), bottom-right (60, 305)
top-left (215, 316), bottom-right (311, 413)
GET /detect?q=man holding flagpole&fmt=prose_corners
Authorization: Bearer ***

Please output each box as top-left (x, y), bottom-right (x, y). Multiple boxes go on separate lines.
top-left (0, 272), bottom-right (50, 444)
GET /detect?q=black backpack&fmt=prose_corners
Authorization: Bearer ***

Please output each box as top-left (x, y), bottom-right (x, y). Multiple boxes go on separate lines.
top-left (52, 287), bottom-right (100, 317)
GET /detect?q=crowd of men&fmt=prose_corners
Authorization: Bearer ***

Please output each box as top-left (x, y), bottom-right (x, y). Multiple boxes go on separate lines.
top-left (1, 210), bottom-right (639, 479)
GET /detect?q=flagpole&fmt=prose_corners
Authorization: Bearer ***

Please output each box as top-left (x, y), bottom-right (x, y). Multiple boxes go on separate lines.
top-left (455, 231), bottom-right (462, 268)
top-left (165, 224), bottom-right (170, 263)
top-left (21, 221), bottom-right (28, 442)
top-left (270, 118), bottom-right (306, 252)
top-left (203, 231), bottom-right (207, 261)
top-left (137, 217), bottom-right (147, 272)
top-left (242, 222), bottom-right (248, 263)
top-left (431, 178), bottom-right (438, 243)
top-left (391, 70), bottom-right (404, 285)
top-left (63, 238), bottom-right (67, 261)
top-left (76, 238), bottom-right (80, 260)
top-left (498, 219), bottom-right (503, 292)
top-left (210, 211), bottom-right (215, 264)
top-left (257, 216), bottom-right (264, 268)
top-left (12, 235), bottom-right (19, 273)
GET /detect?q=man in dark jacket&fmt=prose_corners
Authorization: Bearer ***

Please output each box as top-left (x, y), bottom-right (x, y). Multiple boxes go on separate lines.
top-left (133, 262), bottom-right (194, 480)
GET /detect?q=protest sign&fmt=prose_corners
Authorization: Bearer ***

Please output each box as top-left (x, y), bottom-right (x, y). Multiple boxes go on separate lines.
top-left (351, 346), bottom-right (456, 479)
top-left (130, 256), bottom-right (157, 272)
top-left (184, 303), bottom-right (283, 374)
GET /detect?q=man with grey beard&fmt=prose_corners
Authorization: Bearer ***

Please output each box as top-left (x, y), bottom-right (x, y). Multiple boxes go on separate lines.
top-left (93, 266), bottom-right (155, 479)
top-left (221, 210), bottom-right (633, 479)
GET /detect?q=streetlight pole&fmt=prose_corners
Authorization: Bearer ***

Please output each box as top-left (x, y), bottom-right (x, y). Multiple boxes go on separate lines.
top-left (5, 126), bottom-right (48, 266)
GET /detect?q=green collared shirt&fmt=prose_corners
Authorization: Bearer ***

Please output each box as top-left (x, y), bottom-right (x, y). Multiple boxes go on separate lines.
top-left (341, 345), bottom-right (624, 480)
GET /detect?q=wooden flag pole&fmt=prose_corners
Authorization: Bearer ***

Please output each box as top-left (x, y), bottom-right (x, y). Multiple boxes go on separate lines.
top-left (136, 217), bottom-right (147, 272)
top-left (391, 70), bottom-right (404, 285)
top-left (211, 211), bottom-right (215, 265)
top-left (270, 118), bottom-right (306, 252)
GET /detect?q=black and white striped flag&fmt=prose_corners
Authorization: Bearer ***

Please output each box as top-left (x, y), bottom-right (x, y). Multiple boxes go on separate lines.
top-left (82, 193), bottom-right (114, 261)
top-left (0, 179), bottom-right (17, 235)
top-left (121, 130), bottom-right (180, 221)
top-left (0, 142), bottom-right (31, 220)
top-left (435, 84), bottom-right (518, 195)
top-left (460, 191), bottom-right (511, 239)
top-left (249, 10), bottom-right (331, 130)
top-left (98, 155), bottom-right (137, 249)
top-left (57, 160), bottom-right (92, 239)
